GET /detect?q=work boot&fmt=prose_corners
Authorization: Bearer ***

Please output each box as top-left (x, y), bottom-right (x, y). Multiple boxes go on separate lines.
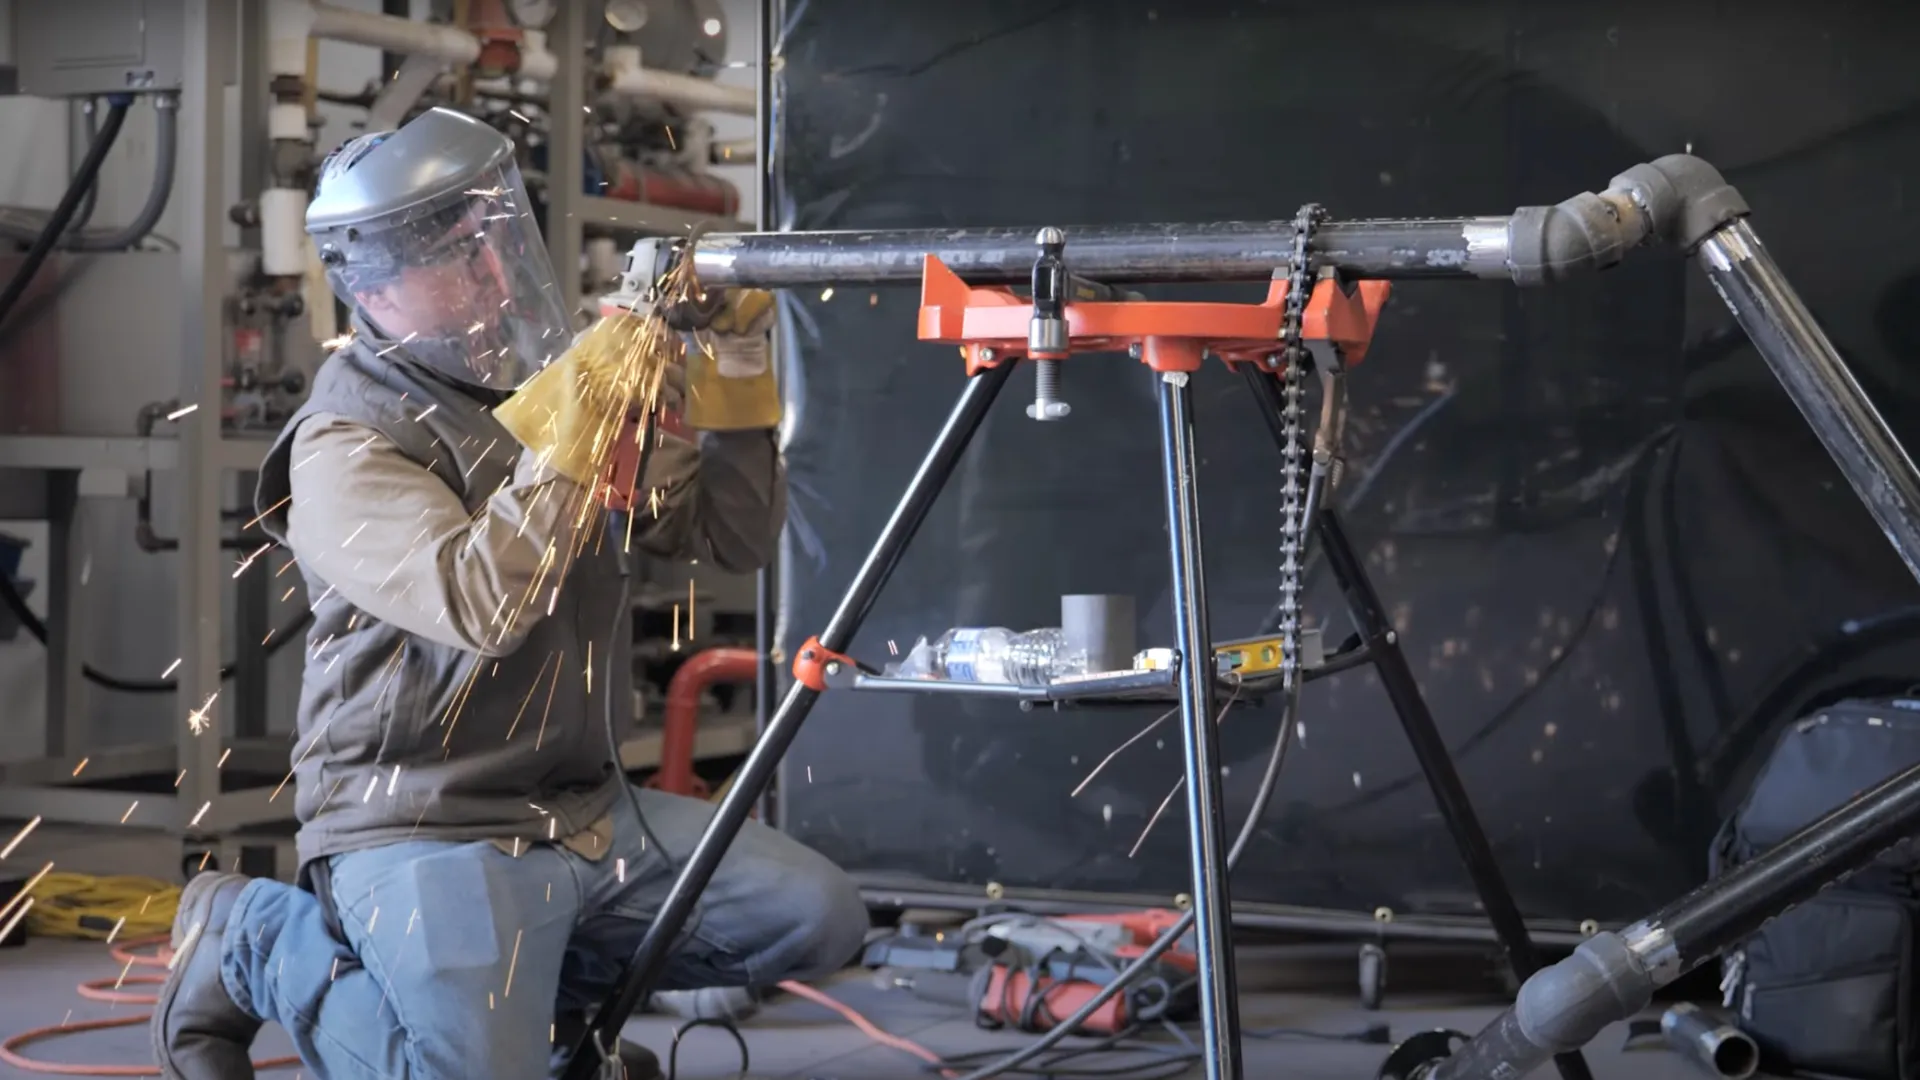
top-left (150, 872), bottom-right (262, 1079)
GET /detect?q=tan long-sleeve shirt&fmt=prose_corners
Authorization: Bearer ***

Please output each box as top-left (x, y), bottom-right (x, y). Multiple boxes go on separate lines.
top-left (283, 413), bottom-right (785, 657)
top-left (281, 412), bottom-right (783, 859)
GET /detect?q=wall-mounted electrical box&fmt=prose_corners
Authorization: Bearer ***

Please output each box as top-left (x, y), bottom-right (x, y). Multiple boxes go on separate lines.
top-left (12, 1), bottom-right (184, 97)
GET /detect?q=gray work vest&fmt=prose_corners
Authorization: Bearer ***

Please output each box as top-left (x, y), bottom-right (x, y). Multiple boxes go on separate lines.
top-left (255, 338), bottom-right (628, 875)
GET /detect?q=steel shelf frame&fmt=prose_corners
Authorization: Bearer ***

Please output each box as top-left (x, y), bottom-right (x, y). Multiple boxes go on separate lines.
top-left (0, 0), bottom-right (296, 865)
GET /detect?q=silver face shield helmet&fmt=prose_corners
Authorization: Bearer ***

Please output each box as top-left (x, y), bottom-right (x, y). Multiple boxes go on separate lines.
top-left (307, 108), bottom-right (572, 391)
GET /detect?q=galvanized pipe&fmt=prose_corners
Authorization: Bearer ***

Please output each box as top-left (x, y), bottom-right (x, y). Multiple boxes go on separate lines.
top-left (686, 217), bottom-right (1517, 287)
top-left (1695, 218), bottom-right (1920, 586)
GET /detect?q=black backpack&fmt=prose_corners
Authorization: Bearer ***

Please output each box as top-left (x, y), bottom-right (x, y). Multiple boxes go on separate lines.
top-left (1712, 698), bottom-right (1920, 1080)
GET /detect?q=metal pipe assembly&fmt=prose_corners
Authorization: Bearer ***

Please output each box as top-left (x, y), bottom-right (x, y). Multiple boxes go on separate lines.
top-left (596, 153), bottom-right (1920, 1080)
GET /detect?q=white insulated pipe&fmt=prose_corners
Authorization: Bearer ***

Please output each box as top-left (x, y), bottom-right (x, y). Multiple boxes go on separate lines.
top-left (303, 2), bottom-right (753, 117)
top-left (307, 2), bottom-right (481, 65)
top-left (604, 59), bottom-right (757, 117)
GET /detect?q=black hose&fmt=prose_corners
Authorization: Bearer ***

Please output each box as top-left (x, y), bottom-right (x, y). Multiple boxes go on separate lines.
top-left (0, 562), bottom-right (313, 694)
top-left (0, 96), bottom-right (129, 332)
top-left (66, 94), bottom-right (177, 252)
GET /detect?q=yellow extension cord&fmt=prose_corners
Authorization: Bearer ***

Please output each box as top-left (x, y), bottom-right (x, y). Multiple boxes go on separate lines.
top-left (21, 873), bottom-right (180, 942)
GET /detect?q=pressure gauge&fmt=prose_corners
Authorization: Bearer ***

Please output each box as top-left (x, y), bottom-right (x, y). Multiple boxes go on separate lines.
top-left (605, 0), bottom-right (650, 33)
top-left (505, 0), bottom-right (558, 29)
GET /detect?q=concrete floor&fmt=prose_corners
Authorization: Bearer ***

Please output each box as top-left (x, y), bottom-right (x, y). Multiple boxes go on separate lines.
top-left (0, 824), bottom-right (1762, 1078)
top-left (0, 935), bottom-right (1760, 1080)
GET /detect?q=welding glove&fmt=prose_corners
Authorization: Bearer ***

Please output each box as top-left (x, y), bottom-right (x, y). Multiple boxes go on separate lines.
top-left (679, 288), bottom-right (782, 432)
top-left (493, 315), bottom-right (685, 489)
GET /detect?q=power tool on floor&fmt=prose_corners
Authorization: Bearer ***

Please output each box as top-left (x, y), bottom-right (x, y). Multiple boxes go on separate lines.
top-left (863, 910), bottom-right (1199, 1035)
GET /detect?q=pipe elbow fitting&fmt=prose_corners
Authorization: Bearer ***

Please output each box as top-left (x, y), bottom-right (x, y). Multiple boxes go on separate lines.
top-left (1506, 191), bottom-right (1641, 286)
top-left (1512, 932), bottom-right (1656, 1053)
top-left (1609, 154), bottom-right (1751, 253)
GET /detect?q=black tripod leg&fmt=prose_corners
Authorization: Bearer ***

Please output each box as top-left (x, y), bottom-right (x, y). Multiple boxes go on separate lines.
top-left (562, 361), bottom-right (1018, 1079)
top-left (1156, 368), bottom-right (1244, 1080)
top-left (1241, 366), bottom-right (1590, 1080)
top-left (1317, 509), bottom-right (1595, 1080)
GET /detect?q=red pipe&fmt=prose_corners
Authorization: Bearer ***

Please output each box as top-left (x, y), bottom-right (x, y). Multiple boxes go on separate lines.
top-left (650, 646), bottom-right (759, 797)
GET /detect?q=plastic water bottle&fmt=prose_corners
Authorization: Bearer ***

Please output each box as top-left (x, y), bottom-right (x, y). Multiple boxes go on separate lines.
top-left (888, 627), bottom-right (1087, 686)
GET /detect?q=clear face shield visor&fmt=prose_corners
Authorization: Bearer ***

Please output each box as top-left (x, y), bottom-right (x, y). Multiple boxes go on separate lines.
top-left (317, 162), bottom-right (572, 391)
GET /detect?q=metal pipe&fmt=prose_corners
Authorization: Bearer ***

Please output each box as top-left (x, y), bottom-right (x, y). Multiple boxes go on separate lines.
top-left (1155, 369), bottom-right (1242, 1080)
top-left (603, 64), bottom-right (757, 117)
top-left (686, 217), bottom-right (1515, 288)
top-left (307, 1), bottom-right (481, 64)
top-left (654, 647), bottom-right (757, 797)
top-left (752, 0), bottom-right (780, 829)
top-left (564, 361), bottom-right (1019, 1079)
top-left (1696, 218), bottom-right (1920, 587)
top-left (1661, 1003), bottom-right (1759, 1079)
top-left (1426, 756), bottom-right (1920, 1080)
top-left (305, 2), bottom-right (748, 116)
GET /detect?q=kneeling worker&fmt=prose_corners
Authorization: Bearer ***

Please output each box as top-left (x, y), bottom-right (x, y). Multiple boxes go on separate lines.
top-left (150, 107), bottom-right (868, 1080)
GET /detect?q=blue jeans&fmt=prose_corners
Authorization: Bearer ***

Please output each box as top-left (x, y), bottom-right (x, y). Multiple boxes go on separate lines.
top-left (215, 786), bottom-right (868, 1079)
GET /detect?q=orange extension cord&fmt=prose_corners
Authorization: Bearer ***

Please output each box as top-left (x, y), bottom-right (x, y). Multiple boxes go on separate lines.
top-left (0, 936), bottom-right (300, 1076)
top-left (0, 944), bottom-right (946, 1078)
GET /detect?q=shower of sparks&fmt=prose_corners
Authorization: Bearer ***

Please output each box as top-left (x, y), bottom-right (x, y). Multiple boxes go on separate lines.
top-left (189, 802), bottom-right (211, 828)
top-left (1071, 707), bottom-right (1178, 798)
top-left (161, 658), bottom-right (182, 679)
top-left (71, 758), bottom-right (88, 778)
top-left (105, 916), bottom-right (126, 944)
top-left (503, 929), bottom-right (525, 998)
top-left (233, 542), bottom-right (274, 578)
top-left (218, 748), bottom-right (232, 768)
top-left (168, 920), bottom-right (203, 972)
top-left (121, 801), bottom-right (139, 824)
top-left (0, 816), bottom-right (42, 860)
top-left (671, 604), bottom-right (681, 651)
top-left (0, 864), bottom-right (51, 929)
top-left (165, 403), bottom-right (200, 421)
top-left (186, 691), bottom-right (219, 735)
top-left (322, 330), bottom-right (356, 352)
top-left (0, 897), bottom-right (34, 945)
top-left (1125, 688), bottom-right (1241, 858)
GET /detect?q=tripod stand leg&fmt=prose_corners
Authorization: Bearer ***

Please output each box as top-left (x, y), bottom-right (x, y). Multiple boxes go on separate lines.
top-left (560, 361), bottom-right (1017, 1080)
top-left (1316, 509), bottom-right (1595, 1080)
top-left (1155, 368), bottom-right (1244, 1080)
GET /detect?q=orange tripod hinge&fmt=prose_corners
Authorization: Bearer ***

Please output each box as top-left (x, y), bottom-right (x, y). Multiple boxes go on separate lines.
top-left (792, 635), bottom-right (857, 692)
top-left (916, 254), bottom-right (1390, 375)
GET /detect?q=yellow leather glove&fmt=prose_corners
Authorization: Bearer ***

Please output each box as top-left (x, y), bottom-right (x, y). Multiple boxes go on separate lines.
top-left (493, 314), bottom-right (678, 486)
top-left (683, 289), bottom-right (782, 431)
